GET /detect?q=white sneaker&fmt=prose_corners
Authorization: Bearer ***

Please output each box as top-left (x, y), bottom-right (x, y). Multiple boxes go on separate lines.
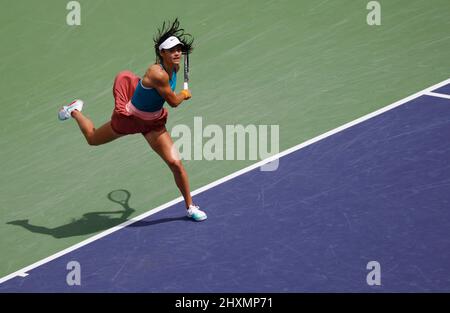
top-left (58, 99), bottom-right (84, 121)
top-left (187, 205), bottom-right (207, 222)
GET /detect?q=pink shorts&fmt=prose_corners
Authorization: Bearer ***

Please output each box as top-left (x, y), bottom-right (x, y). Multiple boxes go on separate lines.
top-left (110, 70), bottom-right (168, 136)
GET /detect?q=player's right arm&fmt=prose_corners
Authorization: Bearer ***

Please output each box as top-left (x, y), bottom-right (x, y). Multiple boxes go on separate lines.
top-left (143, 65), bottom-right (191, 108)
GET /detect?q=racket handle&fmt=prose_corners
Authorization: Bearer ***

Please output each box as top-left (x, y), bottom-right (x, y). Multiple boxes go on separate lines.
top-left (183, 52), bottom-right (189, 90)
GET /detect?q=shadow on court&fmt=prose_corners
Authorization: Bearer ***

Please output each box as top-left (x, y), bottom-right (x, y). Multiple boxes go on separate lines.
top-left (128, 216), bottom-right (190, 227)
top-left (6, 189), bottom-right (190, 238)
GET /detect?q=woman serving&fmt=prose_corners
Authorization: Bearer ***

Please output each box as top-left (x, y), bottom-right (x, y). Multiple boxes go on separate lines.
top-left (58, 18), bottom-right (207, 222)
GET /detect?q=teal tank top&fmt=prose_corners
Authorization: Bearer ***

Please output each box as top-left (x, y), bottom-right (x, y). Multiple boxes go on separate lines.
top-left (131, 64), bottom-right (177, 112)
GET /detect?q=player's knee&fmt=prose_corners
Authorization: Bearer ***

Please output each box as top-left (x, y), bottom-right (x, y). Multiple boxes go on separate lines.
top-left (87, 139), bottom-right (97, 146)
top-left (86, 135), bottom-right (99, 146)
top-left (167, 159), bottom-right (183, 173)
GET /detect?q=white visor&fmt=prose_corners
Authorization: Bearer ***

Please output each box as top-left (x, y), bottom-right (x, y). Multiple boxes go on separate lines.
top-left (159, 36), bottom-right (183, 51)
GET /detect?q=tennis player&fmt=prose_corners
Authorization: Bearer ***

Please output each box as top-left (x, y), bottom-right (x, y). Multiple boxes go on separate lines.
top-left (58, 19), bottom-right (207, 222)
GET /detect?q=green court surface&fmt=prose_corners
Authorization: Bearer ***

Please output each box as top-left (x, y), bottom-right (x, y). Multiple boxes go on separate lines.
top-left (0, 0), bottom-right (449, 278)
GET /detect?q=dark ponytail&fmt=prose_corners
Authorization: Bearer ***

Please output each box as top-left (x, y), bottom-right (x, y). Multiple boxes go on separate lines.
top-left (153, 18), bottom-right (194, 63)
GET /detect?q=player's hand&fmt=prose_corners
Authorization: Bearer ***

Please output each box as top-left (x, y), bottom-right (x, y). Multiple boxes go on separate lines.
top-left (181, 89), bottom-right (192, 100)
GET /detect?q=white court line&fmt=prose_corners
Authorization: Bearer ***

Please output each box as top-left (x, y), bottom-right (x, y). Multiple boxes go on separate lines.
top-left (1, 77), bottom-right (449, 285)
top-left (424, 91), bottom-right (450, 100)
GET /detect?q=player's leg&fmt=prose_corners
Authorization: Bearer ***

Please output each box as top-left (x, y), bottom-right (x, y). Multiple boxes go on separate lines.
top-left (72, 110), bottom-right (123, 146)
top-left (144, 128), bottom-right (207, 221)
top-left (145, 128), bottom-right (192, 206)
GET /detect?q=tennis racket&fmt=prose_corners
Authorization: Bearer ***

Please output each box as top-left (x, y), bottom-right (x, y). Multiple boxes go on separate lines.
top-left (183, 52), bottom-right (189, 90)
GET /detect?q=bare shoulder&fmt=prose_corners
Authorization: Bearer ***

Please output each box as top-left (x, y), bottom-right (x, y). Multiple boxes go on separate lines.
top-left (142, 64), bottom-right (168, 88)
top-left (146, 64), bottom-right (168, 83)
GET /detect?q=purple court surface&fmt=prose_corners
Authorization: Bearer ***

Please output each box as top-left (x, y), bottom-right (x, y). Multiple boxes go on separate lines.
top-left (1, 86), bottom-right (450, 292)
